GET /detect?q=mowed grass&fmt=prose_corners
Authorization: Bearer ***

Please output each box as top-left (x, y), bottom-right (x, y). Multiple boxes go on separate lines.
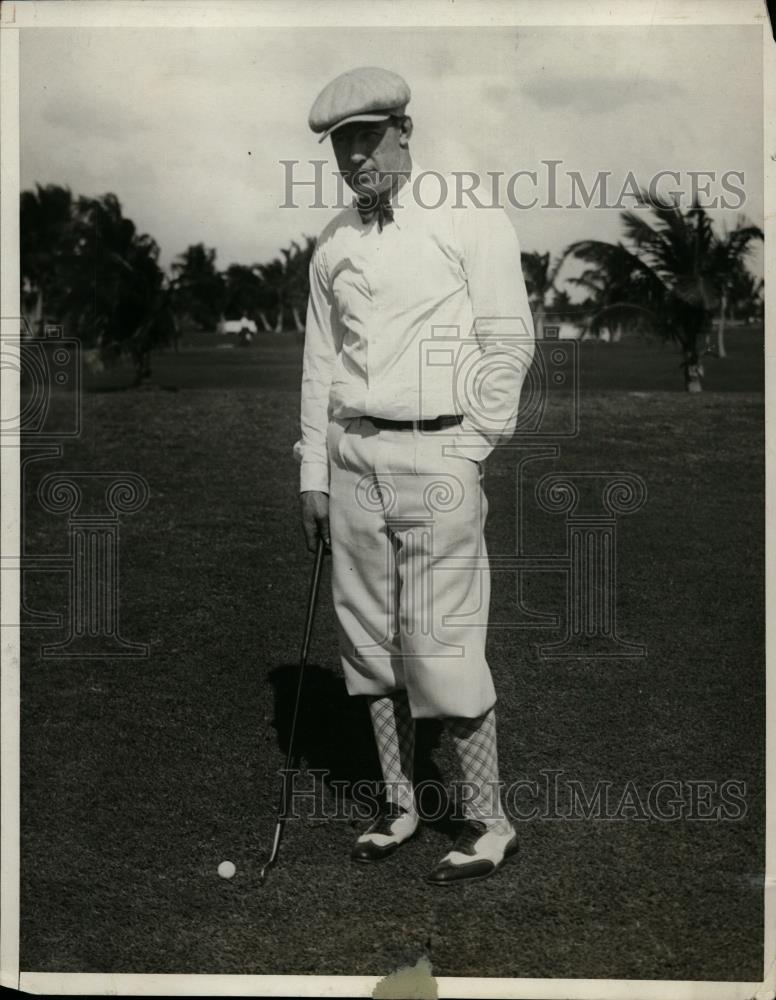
top-left (20, 327), bottom-right (765, 980)
top-left (83, 320), bottom-right (764, 395)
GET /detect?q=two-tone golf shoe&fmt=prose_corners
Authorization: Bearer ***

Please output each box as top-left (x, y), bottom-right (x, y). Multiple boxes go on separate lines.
top-left (350, 804), bottom-right (420, 863)
top-left (425, 818), bottom-right (518, 885)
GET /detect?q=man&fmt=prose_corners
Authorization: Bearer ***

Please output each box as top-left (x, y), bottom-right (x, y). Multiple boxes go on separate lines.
top-left (295, 66), bottom-right (535, 884)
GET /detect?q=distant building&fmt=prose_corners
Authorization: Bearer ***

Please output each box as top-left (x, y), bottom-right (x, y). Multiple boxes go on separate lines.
top-left (541, 312), bottom-right (584, 341)
top-left (218, 315), bottom-right (258, 337)
top-left (542, 310), bottom-right (632, 342)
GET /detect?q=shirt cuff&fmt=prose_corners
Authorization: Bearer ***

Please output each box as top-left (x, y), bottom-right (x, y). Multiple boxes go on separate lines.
top-left (300, 460), bottom-right (330, 494)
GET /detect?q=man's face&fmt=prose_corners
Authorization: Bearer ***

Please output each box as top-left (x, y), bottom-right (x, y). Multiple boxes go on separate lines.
top-left (331, 117), bottom-right (410, 196)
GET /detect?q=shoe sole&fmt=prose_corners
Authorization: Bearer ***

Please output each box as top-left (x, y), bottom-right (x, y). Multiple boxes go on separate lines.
top-left (351, 846), bottom-right (400, 864)
top-left (424, 836), bottom-right (519, 886)
top-left (350, 827), bottom-right (420, 865)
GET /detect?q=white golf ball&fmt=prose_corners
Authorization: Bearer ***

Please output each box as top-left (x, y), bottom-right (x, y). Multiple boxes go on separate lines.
top-left (218, 860), bottom-right (236, 879)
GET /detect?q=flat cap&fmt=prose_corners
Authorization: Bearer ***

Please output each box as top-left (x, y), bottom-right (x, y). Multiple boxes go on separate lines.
top-left (309, 67), bottom-right (411, 143)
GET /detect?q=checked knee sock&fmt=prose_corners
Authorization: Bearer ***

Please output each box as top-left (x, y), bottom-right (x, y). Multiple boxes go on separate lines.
top-left (449, 708), bottom-right (511, 833)
top-left (368, 691), bottom-right (416, 815)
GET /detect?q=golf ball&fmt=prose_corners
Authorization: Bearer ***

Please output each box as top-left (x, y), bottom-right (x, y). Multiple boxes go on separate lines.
top-left (218, 860), bottom-right (236, 879)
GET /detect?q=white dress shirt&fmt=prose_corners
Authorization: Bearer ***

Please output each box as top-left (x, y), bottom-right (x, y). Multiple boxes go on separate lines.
top-left (296, 162), bottom-right (535, 494)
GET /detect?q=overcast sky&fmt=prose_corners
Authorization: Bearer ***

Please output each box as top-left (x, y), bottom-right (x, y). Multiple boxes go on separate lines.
top-left (20, 25), bottom-right (764, 282)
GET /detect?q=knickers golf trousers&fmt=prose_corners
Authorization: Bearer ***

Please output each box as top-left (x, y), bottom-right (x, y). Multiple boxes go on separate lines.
top-left (327, 416), bottom-right (497, 720)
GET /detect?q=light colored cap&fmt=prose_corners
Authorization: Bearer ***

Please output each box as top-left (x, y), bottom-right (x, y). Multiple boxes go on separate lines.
top-left (309, 66), bottom-right (411, 143)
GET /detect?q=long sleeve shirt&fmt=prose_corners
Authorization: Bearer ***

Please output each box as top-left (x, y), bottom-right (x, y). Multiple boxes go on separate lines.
top-left (296, 163), bottom-right (535, 494)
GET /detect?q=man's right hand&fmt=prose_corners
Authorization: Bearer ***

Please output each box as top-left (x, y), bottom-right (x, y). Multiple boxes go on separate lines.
top-left (300, 491), bottom-right (331, 553)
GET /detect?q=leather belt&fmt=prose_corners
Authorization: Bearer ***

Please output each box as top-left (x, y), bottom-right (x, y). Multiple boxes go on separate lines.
top-left (366, 414), bottom-right (463, 432)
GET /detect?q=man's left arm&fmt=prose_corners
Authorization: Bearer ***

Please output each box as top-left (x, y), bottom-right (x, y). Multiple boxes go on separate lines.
top-left (451, 207), bottom-right (535, 462)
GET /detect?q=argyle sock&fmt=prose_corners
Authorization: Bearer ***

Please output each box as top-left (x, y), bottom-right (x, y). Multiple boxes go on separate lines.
top-left (448, 708), bottom-right (512, 834)
top-left (368, 691), bottom-right (416, 815)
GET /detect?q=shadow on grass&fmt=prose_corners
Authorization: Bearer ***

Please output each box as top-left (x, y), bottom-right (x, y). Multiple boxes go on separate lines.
top-left (268, 662), bottom-right (458, 835)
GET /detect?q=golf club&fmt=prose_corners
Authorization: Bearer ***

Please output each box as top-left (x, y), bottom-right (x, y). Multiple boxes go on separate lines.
top-left (259, 535), bottom-right (327, 883)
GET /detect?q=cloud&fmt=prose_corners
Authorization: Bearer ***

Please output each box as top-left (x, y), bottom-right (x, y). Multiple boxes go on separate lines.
top-left (19, 26), bottom-right (761, 272)
top-left (522, 75), bottom-right (679, 113)
top-left (41, 90), bottom-right (147, 142)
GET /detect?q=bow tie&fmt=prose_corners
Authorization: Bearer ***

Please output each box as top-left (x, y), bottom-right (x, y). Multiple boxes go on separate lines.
top-left (356, 195), bottom-right (395, 231)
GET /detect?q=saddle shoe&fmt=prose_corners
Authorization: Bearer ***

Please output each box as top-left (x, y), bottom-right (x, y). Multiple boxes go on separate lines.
top-left (350, 804), bottom-right (419, 863)
top-left (426, 819), bottom-right (518, 885)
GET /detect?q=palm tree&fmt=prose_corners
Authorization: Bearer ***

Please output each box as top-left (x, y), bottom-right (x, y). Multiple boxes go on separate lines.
top-left (727, 270), bottom-right (763, 324)
top-left (566, 194), bottom-right (761, 392)
top-left (255, 257), bottom-right (288, 333)
top-left (566, 245), bottom-right (650, 343)
top-left (170, 243), bottom-right (226, 331)
top-left (705, 219), bottom-right (763, 358)
top-left (520, 251), bottom-right (562, 339)
top-left (546, 288), bottom-right (595, 339)
top-left (20, 184), bottom-right (75, 335)
top-left (63, 193), bottom-right (175, 381)
top-left (252, 272), bottom-right (278, 333)
top-left (223, 264), bottom-right (264, 322)
top-left (283, 237), bottom-right (316, 333)
top-left (128, 284), bottom-right (177, 383)
top-left (253, 238), bottom-right (315, 333)
top-left (20, 185), bottom-right (179, 381)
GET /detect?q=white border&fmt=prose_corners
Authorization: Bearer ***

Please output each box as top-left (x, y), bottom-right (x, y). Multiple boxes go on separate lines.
top-left (0, 0), bottom-right (769, 28)
top-left (763, 0), bottom-right (776, 994)
top-left (1, 2), bottom-right (772, 998)
top-left (0, 15), bottom-right (21, 996)
top-left (12, 974), bottom-right (772, 998)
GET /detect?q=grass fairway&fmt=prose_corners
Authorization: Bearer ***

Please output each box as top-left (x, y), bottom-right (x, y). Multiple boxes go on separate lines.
top-left (20, 328), bottom-right (764, 981)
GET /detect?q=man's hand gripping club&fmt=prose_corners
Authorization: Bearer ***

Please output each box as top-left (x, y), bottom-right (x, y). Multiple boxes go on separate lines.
top-left (301, 491), bottom-right (331, 553)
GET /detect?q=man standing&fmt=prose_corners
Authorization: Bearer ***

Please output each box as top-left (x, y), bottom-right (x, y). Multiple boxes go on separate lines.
top-left (295, 67), bottom-right (535, 884)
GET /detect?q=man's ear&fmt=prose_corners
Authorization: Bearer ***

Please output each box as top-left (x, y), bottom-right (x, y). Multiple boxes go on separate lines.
top-left (398, 115), bottom-right (413, 147)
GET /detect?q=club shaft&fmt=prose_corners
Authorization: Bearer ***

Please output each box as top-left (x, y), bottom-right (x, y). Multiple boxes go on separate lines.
top-left (285, 537), bottom-right (325, 772)
top-left (298, 537), bottom-right (326, 673)
top-left (263, 537), bottom-right (326, 878)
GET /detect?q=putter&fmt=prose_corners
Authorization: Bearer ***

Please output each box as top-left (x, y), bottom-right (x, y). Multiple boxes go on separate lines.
top-left (259, 536), bottom-right (327, 883)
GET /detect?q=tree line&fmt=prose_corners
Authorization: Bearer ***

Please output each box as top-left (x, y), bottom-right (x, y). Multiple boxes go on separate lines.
top-left (20, 184), bottom-right (315, 383)
top-left (21, 183), bottom-right (762, 391)
top-left (170, 238), bottom-right (316, 336)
